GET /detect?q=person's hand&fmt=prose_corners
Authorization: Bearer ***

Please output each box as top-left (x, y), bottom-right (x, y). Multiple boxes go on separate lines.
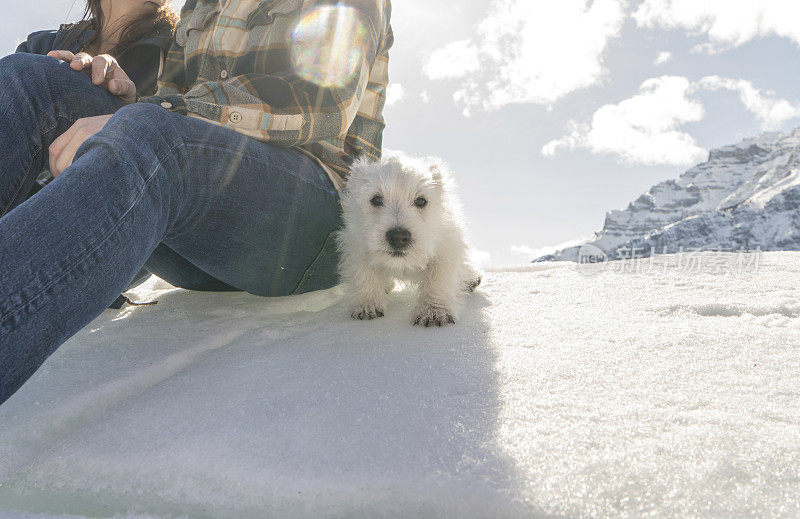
top-left (49, 114), bottom-right (113, 177)
top-left (47, 50), bottom-right (137, 103)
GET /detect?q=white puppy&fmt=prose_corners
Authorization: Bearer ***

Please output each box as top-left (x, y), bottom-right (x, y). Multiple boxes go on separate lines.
top-left (337, 152), bottom-right (481, 327)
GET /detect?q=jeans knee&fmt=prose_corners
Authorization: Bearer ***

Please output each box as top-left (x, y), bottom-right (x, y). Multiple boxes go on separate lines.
top-left (0, 52), bottom-right (36, 73)
top-left (0, 54), bottom-right (80, 111)
top-left (103, 103), bottom-right (185, 153)
top-left (0, 52), bottom-right (63, 83)
top-left (80, 103), bottom-right (187, 191)
top-left (110, 103), bottom-right (180, 137)
top-left (114, 101), bottom-right (170, 120)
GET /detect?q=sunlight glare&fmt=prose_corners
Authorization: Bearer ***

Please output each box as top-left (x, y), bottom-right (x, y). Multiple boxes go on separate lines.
top-left (291, 5), bottom-right (368, 88)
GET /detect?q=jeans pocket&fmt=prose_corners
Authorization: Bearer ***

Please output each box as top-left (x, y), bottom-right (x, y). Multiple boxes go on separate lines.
top-left (291, 230), bottom-right (341, 295)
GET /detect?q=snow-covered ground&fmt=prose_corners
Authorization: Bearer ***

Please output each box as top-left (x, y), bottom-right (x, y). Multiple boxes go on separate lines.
top-left (1, 252), bottom-right (799, 518)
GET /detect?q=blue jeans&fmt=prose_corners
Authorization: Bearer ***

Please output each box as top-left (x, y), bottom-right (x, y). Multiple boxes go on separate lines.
top-left (0, 53), bottom-right (342, 405)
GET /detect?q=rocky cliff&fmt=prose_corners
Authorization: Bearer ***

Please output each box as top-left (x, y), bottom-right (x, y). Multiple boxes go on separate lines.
top-left (540, 127), bottom-right (800, 261)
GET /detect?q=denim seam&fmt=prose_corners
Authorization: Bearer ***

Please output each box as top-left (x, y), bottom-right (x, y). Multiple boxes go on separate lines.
top-left (290, 204), bottom-right (344, 294)
top-left (0, 146), bottom-right (39, 218)
top-left (0, 112), bottom-right (59, 216)
top-left (0, 142), bottom-right (187, 335)
top-left (290, 230), bottom-right (338, 295)
top-left (2, 113), bottom-right (74, 217)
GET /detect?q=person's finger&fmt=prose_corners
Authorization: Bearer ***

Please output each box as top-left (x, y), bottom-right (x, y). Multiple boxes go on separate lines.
top-left (48, 127), bottom-right (73, 176)
top-left (70, 52), bottom-right (93, 72)
top-left (109, 78), bottom-right (137, 99)
top-left (105, 59), bottom-right (137, 102)
top-left (49, 132), bottom-right (72, 177)
top-left (52, 127), bottom-right (90, 177)
top-left (91, 55), bottom-right (112, 85)
top-left (47, 50), bottom-right (75, 62)
top-left (49, 119), bottom-right (86, 177)
top-left (53, 137), bottom-right (77, 176)
top-left (95, 56), bottom-right (137, 102)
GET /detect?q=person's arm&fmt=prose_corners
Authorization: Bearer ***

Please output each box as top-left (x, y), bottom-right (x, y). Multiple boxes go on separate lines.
top-left (119, 45), bottom-right (165, 98)
top-left (139, 38), bottom-right (187, 101)
top-left (16, 30), bottom-right (58, 55)
top-left (139, 0), bottom-right (390, 147)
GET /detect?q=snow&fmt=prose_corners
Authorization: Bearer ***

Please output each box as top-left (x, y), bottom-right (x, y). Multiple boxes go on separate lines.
top-left (1, 252), bottom-right (799, 518)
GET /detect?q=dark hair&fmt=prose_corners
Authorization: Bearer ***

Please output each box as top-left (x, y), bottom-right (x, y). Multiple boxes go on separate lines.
top-left (82, 1), bottom-right (177, 56)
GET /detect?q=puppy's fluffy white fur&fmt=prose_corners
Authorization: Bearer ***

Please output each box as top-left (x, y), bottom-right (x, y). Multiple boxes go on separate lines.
top-left (337, 152), bottom-right (481, 326)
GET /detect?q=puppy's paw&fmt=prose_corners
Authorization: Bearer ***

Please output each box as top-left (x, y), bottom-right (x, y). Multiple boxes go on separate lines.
top-left (351, 303), bottom-right (385, 320)
top-left (413, 305), bottom-right (456, 327)
top-left (463, 276), bottom-right (482, 293)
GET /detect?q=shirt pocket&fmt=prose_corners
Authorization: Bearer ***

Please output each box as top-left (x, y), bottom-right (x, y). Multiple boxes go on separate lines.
top-left (245, 0), bottom-right (303, 29)
top-left (175, 3), bottom-right (219, 48)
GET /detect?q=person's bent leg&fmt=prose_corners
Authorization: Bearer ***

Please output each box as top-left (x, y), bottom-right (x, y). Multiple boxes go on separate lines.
top-left (0, 53), bottom-right (124, 217)
top-left (142, 243), bottom-right (240, 292)
top-left (149, 114), bottom-right (342, 298)
top-left (0, 103), bottom-right (188, 404)
top-left (0, 103), bottom-right (341, 405)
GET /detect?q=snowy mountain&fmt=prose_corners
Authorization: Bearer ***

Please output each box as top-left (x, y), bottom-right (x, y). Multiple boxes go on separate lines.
top-left (539, 127), bottom-right (800, 262)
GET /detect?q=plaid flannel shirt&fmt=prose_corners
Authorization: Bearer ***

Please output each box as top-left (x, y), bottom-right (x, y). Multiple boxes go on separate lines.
top-left (138, 0), bottom-right (393, 191)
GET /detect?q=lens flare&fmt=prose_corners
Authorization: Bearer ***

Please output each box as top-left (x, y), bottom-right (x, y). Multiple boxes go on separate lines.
top-left (291, 5), bottom-right (369, 88)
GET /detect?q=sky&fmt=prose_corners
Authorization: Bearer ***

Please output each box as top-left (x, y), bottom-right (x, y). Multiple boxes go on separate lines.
top-left (5, 0), bottom-right (800, 264)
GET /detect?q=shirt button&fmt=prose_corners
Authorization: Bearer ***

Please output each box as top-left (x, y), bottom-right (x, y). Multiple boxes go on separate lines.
top-left (220, 69), bottom-right (228, 79)
top-left (160, 101), bottom-right (173, 109)
top-left (229, 112), bottom-right (242, 124)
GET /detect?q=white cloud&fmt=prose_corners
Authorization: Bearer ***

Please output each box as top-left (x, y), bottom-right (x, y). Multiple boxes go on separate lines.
top-left (543, 76), bottom-right (707, 166)
top-left (385, 83), bottom-right (405, 107)
top-left (424, 40), bottom-right (480, 80)
top-left (654, 51), bottom-right (672, 65)
top-left (426, 0), bottom-right (627, 114)
top-left (696, 76), bottom-right (800, 130)
top-left (634, 0), bottom-right (800, 53)
top-left (543, 74), bottom-right (800, 166)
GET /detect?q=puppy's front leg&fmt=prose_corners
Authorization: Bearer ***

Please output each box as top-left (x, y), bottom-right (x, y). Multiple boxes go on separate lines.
top-left (414, 255), bottom-right (463, 327)
top-left (346, 265), bottom-right (390, 320)
top-left (462, 262), bottom-right (482, 293)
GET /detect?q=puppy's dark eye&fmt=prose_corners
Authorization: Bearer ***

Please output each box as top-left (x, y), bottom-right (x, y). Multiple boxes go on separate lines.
top-left (370, 195), bottom-right (384, 207)
top-left (414, 197), bottom-right (428, 208)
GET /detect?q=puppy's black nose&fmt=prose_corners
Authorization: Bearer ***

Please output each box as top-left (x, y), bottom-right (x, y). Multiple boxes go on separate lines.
top-left (386, 227), bottom-right (412, 250)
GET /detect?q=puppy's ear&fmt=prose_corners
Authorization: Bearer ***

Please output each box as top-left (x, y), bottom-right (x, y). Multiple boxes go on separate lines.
top-left (430, 166), bottom-right (445, 184)
top-left (429, 161), bottom-right (452, 189)
top-left (344, 158), bottom-right (377, 200)
top-left (430, 163), bottom-right (443, 183)
top-left (347, 156), bottom-right (372, 183)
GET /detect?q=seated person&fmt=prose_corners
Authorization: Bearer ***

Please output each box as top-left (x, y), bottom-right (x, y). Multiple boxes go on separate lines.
top-left (0, 0), bottom-right (393, 405)
top-left (17, 0), bottom-right (177, 304)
